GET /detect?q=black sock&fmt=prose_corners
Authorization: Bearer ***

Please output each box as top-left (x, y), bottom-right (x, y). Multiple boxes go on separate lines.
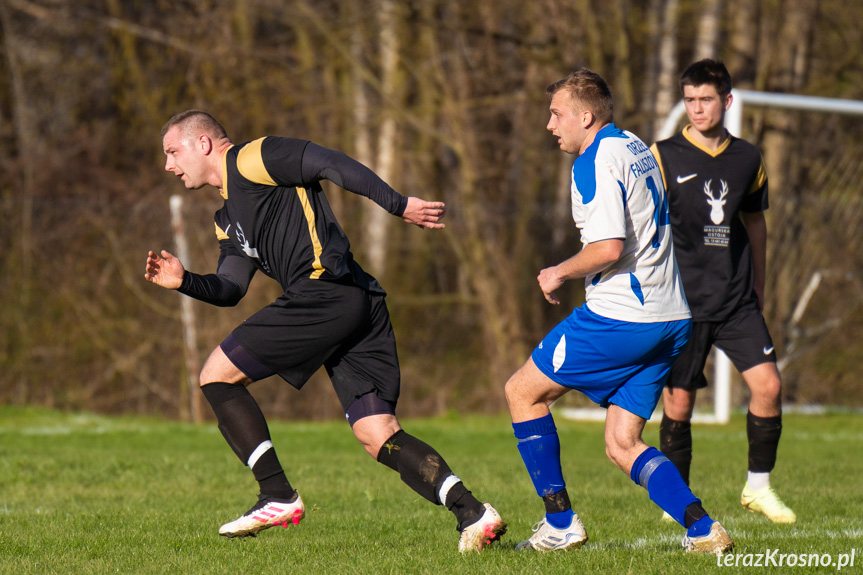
top-left (683, 501), bottom-right (708, 528)
top-left (747, 411), bottom-right (782, 473)
top-left (660, 413), bottom-right (693, 485)
top-left (542, 488), bottom-right (572, 515)
top-left (442, 482), bottom-right (485, 531)
top-left (201, 382), bottom-right (294, 499)
top-left (377, 430), bottom-right (484, 530)
top-left (252, 449), bottom-right (296, 500)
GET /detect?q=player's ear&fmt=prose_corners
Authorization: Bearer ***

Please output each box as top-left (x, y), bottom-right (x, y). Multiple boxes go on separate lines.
top-left (581, 110), bottom-right (594, 128)
top-left (723, 92), bottom-right (734, 112)
top-left (198, 134), bottom-right (213, 155)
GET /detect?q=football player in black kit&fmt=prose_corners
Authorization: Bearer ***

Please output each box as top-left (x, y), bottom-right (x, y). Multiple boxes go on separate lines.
top-left (145, 110), bottom-right (506, 551)
top-left (651, 60), bottom-right (795, 524)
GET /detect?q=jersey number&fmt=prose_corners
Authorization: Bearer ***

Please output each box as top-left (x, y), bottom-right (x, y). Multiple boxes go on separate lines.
top-left (647, 175), bottom-right (669, 248)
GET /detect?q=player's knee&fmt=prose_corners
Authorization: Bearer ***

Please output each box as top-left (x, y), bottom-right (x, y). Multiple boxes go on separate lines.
top-left (198, 345), bottom-right (251, 387)
top-left (199, 357), bottom-right (228, 387)
top-left (504, 377), bottom-right (519, 408)
top-left (604, 430), bottom-right (643, 472)
top-left (663, 388), bottom-right (696, 420)
top-left (504, 365), bottom-right (544, 409)
top-left (351, 414), bottom-right (400, 458)
top-left (604, 433), bottom-right (624, 467)
top-left (604, 442), bottom-right (629, 471)
top-left (505, 373), bottom-right (535, 411)
top-left (755, 373), bottom-right (782, 401)
top-left (198, 365), bottom-right (215, 387)
top-left (604, 443), bottom-right (618, 466)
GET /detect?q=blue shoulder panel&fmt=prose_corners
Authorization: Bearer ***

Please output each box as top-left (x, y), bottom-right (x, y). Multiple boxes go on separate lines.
top-left (572, 124), bottom-right (628, 204)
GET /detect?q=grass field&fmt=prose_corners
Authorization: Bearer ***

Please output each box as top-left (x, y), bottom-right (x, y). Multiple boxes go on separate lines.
top-left (1, 406), bottom-right (861, 574)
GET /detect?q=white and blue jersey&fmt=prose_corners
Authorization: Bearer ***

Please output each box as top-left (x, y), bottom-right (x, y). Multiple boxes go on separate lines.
top-left (571, 124), bottom-right (690, 323)
top-left (532, 124), bottom-right (692, 419)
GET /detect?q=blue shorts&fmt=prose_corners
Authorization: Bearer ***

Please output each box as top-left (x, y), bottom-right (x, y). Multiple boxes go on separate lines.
top-left (531, 305), bottom-right (692, 419)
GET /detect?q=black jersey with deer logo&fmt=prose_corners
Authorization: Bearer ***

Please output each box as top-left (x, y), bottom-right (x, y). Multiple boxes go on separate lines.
top-left (651, 127), bottom-right (768, 321)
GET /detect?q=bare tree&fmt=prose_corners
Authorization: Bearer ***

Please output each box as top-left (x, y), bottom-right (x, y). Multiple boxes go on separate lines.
top-left (726, 0), bottom-right (759, 87)
top-left (362, 0), bottom-right (401, 277)
top-left (759, 0), bottom-right (819, 325)
top-left (652, 0), bottom-right (681, 138)
top-left (0, 0), bottom-right (37, 402)
top-left (693, 0), bottom-right (723, 61)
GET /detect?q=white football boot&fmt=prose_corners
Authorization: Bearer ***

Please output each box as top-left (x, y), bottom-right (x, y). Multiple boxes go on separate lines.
top-left (219, 492), bottom-right (305, 538)
top-left (514, 513), bottom-right (588, 552)
top-left (682, 521), bottom-right (734, 554)
top-left (458, 503), bottom-right (507, 552)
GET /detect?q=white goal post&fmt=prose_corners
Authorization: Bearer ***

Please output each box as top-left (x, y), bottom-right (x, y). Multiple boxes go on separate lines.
top-left (560, 89), bottom-right (863, 424)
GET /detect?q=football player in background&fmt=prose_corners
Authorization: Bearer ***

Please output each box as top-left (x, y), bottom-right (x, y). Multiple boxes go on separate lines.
top-left (651, 59), bottom-right (795, 524)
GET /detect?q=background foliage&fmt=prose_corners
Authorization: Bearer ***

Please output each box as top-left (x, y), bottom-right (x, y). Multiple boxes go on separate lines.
top-left (1, 0), bottom-right (862, 421)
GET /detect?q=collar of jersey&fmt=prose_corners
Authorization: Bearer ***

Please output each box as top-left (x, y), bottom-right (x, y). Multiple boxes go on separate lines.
top-left (219, 145), bottom-right (235, 199)
top-left (682, 125), bottom-right (732, 157)
top-left (575, 123), bottom-right (627, 167)
top-left (591, 123), bottom-right (627, 146)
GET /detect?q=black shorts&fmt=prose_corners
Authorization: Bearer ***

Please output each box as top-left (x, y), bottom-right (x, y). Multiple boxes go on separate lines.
top-left (666, 302), bottom-right (776, 391)
top-left (223, 279), bottom-right (400, 412)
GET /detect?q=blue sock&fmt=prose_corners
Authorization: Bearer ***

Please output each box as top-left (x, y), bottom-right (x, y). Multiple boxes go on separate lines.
top-left (631, 447), bottom-right (708, 528)
top-left (546, 509), bottom-right (574, 529)
top-left (513, 413), bottom-right (571, 525)
top-left (687, 515), bottom-right (714, 538)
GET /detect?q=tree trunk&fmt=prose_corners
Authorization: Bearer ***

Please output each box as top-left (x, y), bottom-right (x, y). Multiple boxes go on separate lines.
top-left (431, 3), bottom-right (528, 398)
top-left (0, 0), bottom-right (35, 403)
top-left (653, 0), bottom-right (681, 138)
top-left (758, 0), bottom-right (819, 347)
top-left (693, 0), bottom-right (722, 61)
top-left (362, 0), bottom-right (400, 277)
top-left (727, 0), bottom-right (759, 88)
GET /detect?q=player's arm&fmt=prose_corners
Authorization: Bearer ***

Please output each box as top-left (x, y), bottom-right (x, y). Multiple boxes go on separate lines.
top-left (537, 239), bottom-right (624, 305)
top-left (300, 142), bottom-right (446, 229)
top-left (145, 250), bottom-right (185, 289)
top-left (145, 241), bottom-right (257, 307)
top-left (178, 239), bottom-right (257, 307)
top-left (740, 158), bottom-right (769, 309)
top-left (537, 153), bottom-right (626, 304)
top-left (740, 210), bottom-right (767, 309)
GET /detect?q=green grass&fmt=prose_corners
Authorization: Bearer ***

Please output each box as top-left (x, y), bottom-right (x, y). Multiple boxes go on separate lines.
top-left (1, 407), bottom-right (861, 574)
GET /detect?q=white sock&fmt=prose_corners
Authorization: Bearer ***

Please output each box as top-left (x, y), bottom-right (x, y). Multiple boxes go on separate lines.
top-left (438, 474), bottom-right (461, 506)
top-left (747, 471), bottom-right (770, 491)
top-left (247, 440), bottom-right (274, 469)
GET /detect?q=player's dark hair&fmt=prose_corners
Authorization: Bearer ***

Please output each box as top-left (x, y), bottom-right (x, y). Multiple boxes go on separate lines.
top-left (679, 59), bottom-right (732, 97)
top-left (161, 110), bottom-right (229, 141)
top-left (546, 68), bottom-right (614, 125)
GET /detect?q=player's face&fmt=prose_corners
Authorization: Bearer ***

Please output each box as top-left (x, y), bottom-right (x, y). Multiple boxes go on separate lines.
top-left (163, 125), bottom-right (208, 189)
top-left (547, 90), bottom-right (590, 155)
top-left (683, 84), bottom-right (731, 135)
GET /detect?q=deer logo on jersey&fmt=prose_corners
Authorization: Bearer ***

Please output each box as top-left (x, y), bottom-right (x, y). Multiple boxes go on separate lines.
top-left (235, 222), bottom-right (260, 259)
top-left (704, 179), bottom-right (728, 225)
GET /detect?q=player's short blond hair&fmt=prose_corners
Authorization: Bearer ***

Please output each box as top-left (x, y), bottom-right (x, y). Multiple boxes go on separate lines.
top-left (546, 68), bottom-right (614, 125)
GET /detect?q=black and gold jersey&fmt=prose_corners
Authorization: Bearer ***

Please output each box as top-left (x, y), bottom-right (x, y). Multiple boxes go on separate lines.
top-left (210, 137), bottom-right (405, 296)
top-left (651, 127), bottom-right (768, 321)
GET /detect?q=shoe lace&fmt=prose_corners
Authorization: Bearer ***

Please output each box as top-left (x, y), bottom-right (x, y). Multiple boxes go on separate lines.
top-left (531, 519), bottom-right (547, 534)
top-left (242, 496), bottom-right (270, 516)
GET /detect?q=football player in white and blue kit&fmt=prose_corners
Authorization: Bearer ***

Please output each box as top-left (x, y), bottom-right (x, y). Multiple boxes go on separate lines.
top-left (505, 69), bottom-right (733, 554)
